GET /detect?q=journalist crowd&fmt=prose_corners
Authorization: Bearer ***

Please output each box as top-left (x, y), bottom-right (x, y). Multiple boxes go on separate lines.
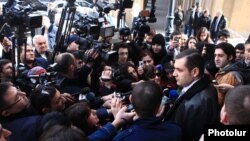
top-left (0, 0), bottom-right (250, 141)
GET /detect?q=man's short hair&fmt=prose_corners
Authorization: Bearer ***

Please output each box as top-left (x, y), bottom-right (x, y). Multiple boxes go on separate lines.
top-left (170, 30), bottom-right (182, 40)
top-left (39, 111), bottom-right (71, 133)
top-left (55, 52), bottom-right (75, 73)
top-left (131, 81), bottom-right (163, 118)
top-left (235, 43), bottom-right (244, 51)
top-left (65, 101), bottom-right (92, 134)
top-left (175, 49), bottom-right (204, 77)
top-left (32, 35), bottom-right (45, 45)
top-left (0, 82), bottom-right (13, 111)
top-left (19, 44), bottom-right (34, 56)
top-left (215, 42), bottom-right (236, 61)
top-left (39, 125), bottom-right (87, 141)
top-left (217, 29), bottom-right (230, 39)
top-left (114, 42), bottom-right (130, 52)
top-left (29, 86), bottom-right (57, 114)
top-left (0, 59), bottom-right (11, 73)
top-left (225, 85), bottom-right (250, 124)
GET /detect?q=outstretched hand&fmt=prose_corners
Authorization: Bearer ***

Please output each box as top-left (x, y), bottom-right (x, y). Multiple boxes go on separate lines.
top-left (112, 106), bottom-right (136, 129)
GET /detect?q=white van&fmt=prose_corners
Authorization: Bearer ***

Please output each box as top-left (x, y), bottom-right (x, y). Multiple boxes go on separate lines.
top-left (0, 0), bottom-right (7, 15)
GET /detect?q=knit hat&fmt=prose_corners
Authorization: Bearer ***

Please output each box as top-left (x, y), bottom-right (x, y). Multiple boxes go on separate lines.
top-left (67, 35), bottom-right (79, 45)
top-left (152, 33), bottom-right (165, 47)
top-left (27, 66), bottom-right (47, 77)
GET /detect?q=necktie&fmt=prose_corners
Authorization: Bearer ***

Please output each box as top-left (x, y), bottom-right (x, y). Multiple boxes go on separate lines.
top-left (215, 18), bottom-right (220, 31)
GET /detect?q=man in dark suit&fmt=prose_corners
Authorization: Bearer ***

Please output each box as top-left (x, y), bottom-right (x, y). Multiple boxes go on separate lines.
top-left (164, 49), bottom-right (220, 141)
top-left (210, 9), bottom-right (227, 42)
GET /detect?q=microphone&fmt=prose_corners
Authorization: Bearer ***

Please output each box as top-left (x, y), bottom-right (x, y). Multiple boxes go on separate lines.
top-left (72, 87), bottom-right (97, 103)
top-left (169, 90), bottom-right (179, 101)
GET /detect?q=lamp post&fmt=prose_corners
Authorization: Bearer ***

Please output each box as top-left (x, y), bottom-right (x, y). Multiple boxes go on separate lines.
top-left (165, 0), bottom-right (176, 46)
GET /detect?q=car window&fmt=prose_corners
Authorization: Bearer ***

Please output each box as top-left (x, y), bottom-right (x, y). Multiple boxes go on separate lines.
top-left (57, 3), bottom-right (64, 8)
top-left (78, 2), bottom-right (89, 7)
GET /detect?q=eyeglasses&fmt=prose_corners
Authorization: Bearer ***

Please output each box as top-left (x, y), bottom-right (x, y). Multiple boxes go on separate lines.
top-left (150, 72), bottom-right (161, 78)
top-left (0, 92), bottom-right (22, 112)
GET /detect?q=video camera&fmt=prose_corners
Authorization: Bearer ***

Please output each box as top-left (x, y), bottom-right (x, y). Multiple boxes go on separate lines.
top-left (96, 0), bottom-right (134, 14)
top-left (131, 10), bottom-right (152, 46)
top-left (88, 39), bottom-right (117, 64)
top-left (73, 13), bottom-right (100, 38)
top-left (2, 0), bottom-right (43, 30)
top-left (132, 10), bottom-right (151, 35)
top-left (74, 12), bottom-right (115, 39)
top-left (119, 27), bottom-right (131, 37)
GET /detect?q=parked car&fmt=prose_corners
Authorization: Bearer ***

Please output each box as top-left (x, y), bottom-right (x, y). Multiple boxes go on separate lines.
top-left (75, 0), bottom-right (93, 8)
top-left (0, 0), bottom-right (8, 15)
top-left (38, 0), bottom-right (51, 6)
top-left (53, 0), bottom-right (96, 15)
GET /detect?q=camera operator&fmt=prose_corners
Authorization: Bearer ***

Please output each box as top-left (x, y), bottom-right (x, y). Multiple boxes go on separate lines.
top-left (0, 36), bottom-right (12, 60)
top-left (19, 44), bottom-right (49, 71)
top-left (16, 44), bottom-right (49, 94)
top-left (53, 52), bottom-right (97, 94)
top-left (66, 35), bottom-right (81, 52)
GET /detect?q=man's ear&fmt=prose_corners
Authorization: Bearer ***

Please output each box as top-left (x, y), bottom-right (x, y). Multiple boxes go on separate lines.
top-left (191, 67), bottom-right (200, 78)
top-left (129, 95), bottom-right (132, 104)
top-left (220, 104), bottom-right (230, 125)
top-left (228, 55), bottom-right (234, 61)
top-left (1, 110), bottom-right (10, 117)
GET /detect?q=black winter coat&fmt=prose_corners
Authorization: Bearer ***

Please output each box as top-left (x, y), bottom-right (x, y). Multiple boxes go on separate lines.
top-left (165, 75), bottom-right (220, 141)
